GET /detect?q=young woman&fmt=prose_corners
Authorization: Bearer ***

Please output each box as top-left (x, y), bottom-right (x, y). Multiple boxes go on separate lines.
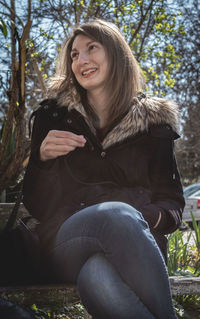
top-left (23, 19), bottom-right (185, 318)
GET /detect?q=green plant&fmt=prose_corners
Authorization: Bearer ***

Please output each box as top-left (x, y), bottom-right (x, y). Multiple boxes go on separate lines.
top-left (167, 229), bottom-right (194, 276)
top-left (31, 303), bottom-right (85, 319)
top-left (174, 295), bottom-right (200, 319)
top-left (168, 222), bottom-right (200, 317)
top-left (191, 212), bottom-right (200, 253)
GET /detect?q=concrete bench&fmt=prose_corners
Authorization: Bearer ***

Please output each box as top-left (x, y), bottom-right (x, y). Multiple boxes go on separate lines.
top-left (1, 276), bottom-right (200, 300)
top-left (169, 276), bottom-right (200, 295)
top-left (0, 277), bottom-right (200, 318)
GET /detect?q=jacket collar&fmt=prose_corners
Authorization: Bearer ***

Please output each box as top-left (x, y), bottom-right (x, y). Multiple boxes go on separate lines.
top-left (57, 91), bottom-right (180, 149)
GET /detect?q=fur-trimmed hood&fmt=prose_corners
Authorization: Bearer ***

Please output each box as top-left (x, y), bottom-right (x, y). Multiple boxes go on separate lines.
top-left (57, 91), bottom-right (180, 149)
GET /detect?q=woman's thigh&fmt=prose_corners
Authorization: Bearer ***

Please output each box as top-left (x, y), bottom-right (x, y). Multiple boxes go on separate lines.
top-left (47, 201), bottom-right (147, 282)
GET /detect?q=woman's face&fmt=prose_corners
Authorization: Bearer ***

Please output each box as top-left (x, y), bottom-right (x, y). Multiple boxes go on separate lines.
top-left (71, 34), bottom-right (109, 94)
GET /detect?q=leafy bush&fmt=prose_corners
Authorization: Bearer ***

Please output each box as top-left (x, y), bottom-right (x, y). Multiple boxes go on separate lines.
top-left (167, 213), bottom-right (200, 276)
top-left (167, 213), bottom-right (200, 318)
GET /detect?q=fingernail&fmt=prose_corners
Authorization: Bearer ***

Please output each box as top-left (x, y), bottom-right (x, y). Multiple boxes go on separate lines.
top-left (80, 135), bottom-right (86, 141)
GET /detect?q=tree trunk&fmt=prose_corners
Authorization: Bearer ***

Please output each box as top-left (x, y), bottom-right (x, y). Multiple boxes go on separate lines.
top-left (0, 0), bottom-right (32, 197)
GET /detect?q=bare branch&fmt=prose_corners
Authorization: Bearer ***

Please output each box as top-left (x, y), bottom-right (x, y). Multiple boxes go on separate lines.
top-left (0, 0), bottom-right (25, 28)
top-left (31, 58), bottom-right (47, 96)
top-left (129, 0), bottom-right (155, 45)
top-left (137, 7), bottom-right (154, 60)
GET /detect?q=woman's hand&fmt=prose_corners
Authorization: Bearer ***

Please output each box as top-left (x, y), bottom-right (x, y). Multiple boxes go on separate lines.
top-left (40, 130), bottom-right (86, 161)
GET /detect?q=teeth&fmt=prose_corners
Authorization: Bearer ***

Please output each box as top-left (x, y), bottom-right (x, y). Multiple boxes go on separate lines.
top-left (82, 69), bottom-right (96, 75)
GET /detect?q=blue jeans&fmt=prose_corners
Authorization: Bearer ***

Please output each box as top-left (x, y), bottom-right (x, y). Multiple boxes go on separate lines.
top-left (47, 202), bottom-right (177, 319)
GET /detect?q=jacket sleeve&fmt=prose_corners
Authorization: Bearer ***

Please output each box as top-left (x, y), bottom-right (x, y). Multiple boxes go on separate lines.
top-left (22, 100), bottom-right (60, 221)
top-left (139, 124), bottom-right (185, 234)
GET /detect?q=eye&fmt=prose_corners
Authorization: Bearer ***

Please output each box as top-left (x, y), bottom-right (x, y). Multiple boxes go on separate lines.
top-left (88, 44), bottom-right (97, 51)
top-left (71, 51), bottom-right (79, 60)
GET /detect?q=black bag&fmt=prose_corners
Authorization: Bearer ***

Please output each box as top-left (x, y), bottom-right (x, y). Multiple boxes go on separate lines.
top-left (0, 297), bottom-right (35, 319)
top-left (0, 191), bottom-right (41, 286)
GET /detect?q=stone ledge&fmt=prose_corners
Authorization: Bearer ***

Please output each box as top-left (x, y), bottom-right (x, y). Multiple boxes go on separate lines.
top-left (169, 276), bottom-right (200, 296)
top-left (0, 277), bottom-right (199, 318)
top-left (0, 276), bottom-right (199, 306)
top-left (0, 284), bottom-right (79, 308)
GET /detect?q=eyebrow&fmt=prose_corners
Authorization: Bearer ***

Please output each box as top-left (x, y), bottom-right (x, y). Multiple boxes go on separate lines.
top-left (71, 40), bottom-right (97, 52)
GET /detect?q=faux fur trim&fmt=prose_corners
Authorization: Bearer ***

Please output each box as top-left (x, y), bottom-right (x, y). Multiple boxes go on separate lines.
top-left (102, 95), bottom-right (180, 149)
top-left (57, 90), bottom-right (97, 135)
top-left (57, 91), bottom-right (180, 150)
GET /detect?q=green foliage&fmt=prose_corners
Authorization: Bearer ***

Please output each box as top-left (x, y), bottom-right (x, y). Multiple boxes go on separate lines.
top-left (191, 212), bottom-right (200, 253)
top-left (31, 303), bottom-right (85, 319)
top-left (167, 229), bottom-right (196, 276)
top-left (174, 295), bottom-right (200, 319)
top-left (167, 226), bottom-right (200, 277)
top-left (167, 221), bottom-right (200, 318)
top-left (0, 19), bottom-right (7, 38)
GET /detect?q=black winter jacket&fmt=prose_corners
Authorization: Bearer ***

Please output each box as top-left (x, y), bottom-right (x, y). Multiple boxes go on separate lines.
top-left (23, 94), bottom-right (185, 260)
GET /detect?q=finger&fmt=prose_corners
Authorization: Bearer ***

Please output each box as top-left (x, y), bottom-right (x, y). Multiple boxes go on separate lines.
top-left (44, 136), bottom-right (85, 147)
top-left (48, 130), bottom-right (86, 142)
top-left (43, 144), bottom-right (77, 153)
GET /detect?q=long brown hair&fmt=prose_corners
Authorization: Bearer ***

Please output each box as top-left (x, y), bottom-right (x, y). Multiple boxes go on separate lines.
top-left (48, 19), bottom-right (145, 128)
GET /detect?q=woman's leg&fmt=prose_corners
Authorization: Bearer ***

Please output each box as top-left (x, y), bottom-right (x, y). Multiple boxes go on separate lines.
top-left (77, 253), bottom-right (155, 319)
top-left (48, 202), bottom-right (177, 319)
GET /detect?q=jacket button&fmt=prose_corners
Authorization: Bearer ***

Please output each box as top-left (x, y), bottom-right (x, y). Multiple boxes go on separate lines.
top-left (101, 151), bottom-right (106, 158)
top-left (66, 118), bottom-right (72, 124)
top-left (80, 202), bottom-right (85, 207)
top-left (52, 112), bottom-right (58, 117)
top-left (44, 105), bottom-right (49, 110)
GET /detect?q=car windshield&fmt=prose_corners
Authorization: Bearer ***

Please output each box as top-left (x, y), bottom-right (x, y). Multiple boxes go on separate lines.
top-left (189, 190), bottom-right (200, 198)
top-left (184, 185), bottom-right (200, 197)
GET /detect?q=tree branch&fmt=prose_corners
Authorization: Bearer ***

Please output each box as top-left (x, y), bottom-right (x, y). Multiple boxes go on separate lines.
top-left (31, 58), bottom-right (47, 96)
top-left (129, 0), bottom-right (155, 46)
top-left (0, 0), bottom-right (25, 28)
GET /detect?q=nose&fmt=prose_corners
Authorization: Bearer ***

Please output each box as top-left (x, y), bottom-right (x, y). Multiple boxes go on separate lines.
top-left (78, 51), bottom-right (89, 65)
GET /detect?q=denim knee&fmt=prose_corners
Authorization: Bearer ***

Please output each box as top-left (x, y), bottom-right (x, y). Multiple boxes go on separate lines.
top-left (95, 201), bottom-right (149, 235)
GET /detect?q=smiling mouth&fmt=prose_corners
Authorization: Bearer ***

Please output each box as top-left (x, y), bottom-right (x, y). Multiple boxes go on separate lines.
top-left (82, 68), bottom-right (97, 76)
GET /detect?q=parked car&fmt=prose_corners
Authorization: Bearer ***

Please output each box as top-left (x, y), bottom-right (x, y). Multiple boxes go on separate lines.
top-left (182, 184), bottom-right (200, 227)
top-left (183, 183), bottom-right (200, 198)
